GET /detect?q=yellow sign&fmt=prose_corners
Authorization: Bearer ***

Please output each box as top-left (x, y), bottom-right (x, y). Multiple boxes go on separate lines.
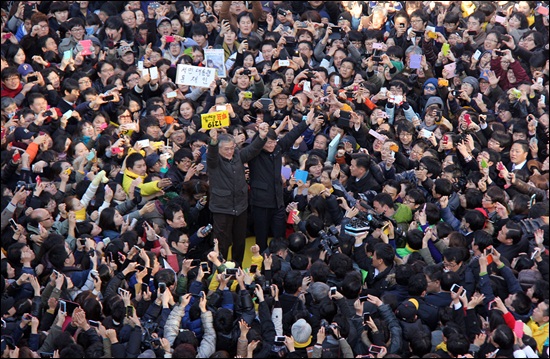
top-left (201, 111), bottom-right (230, 129)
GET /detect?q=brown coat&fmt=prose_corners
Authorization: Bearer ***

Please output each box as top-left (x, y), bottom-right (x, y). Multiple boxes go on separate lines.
top-left (219, 1), bottom-right (265, 31)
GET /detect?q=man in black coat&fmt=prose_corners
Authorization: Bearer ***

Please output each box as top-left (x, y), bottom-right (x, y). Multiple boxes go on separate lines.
top-left (207, 123), bottom-right (268, 264)
top-left (346, 154), bottom-right (386, 196)
top-left (247, 112), bottom-right (315, 252)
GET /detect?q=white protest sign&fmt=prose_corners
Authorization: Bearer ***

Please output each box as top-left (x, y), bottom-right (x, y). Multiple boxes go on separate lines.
top-left (175, 64), bottom-right (216, 87)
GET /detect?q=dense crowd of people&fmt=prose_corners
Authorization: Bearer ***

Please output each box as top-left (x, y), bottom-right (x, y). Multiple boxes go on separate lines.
top-left (0, 1), bottom-right (549, 358)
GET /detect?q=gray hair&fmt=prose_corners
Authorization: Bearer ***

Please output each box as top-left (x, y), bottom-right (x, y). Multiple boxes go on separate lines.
top-left (0, 97), bottom-right (16, 110)
top-left (217, 133), bottom-right (235, 146)
top-left (405, 45), bottom-right (423, 56)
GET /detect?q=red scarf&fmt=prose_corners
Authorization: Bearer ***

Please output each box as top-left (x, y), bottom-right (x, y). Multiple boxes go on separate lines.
top-left (1, 83), bottom-right (23, 98)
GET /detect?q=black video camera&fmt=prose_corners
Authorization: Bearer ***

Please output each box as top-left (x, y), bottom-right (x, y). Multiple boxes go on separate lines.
top-left (318, 226), bottom-right (340, 256)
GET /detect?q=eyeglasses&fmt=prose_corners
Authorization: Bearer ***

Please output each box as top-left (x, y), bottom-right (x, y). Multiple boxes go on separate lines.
top-left (424, 85), bottom-right (436, 90)
top-left (410, 19), bottom-right (423, 23)
top-left (399, 132), bottom-right (412, 137)
top-left (416, 166), bottom-right (428, 171)
top-left (443, 261), bottom-right (458, 268)
top-left (482, 195), bottom-right (493, 202)
top-left (467, 21), bottom-right (479, 25)
top-left (41, 217), bottom-right (53, 222)
top-left (71, 28), bottom-right (84, 32)
top-left (403, 197), bottom-right (415, 205)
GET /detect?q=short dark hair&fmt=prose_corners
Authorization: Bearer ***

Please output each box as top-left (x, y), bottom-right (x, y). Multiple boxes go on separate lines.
top-left (310, 260), bottom-right (331, 283)
top-left (269, 237), bottom-right (288, 254)
top-left (305, 215), bottom-right (324, 238)
top-left (408, 273), bottom-right (427, 296)
top-left (341, 271), bottom-right (362, 299)
top-left (423, 264), bottom-right (443, 283)
top-left (505, 220), bottom-right (522, 245)
top-left (443, 247), bottom-right (467, 265)
top-left (469, 10), bottom-right (486, 25)
top-left (191, 22), bottom-right (208, 36)
top-left (374, 243), bottom-right (394, 267)
top-left (164, 203), bottom-right (183, 223)
top-left (290, 254), bottom-right (309, 271)
top-left (329, 253), bottom-right (353, 279)
top-left (283, 270), bottom-right (303, 294)
top-left (125, 152), bottom-right (145, 170)
top-left (373, 193), bottom-right (393, 209)
top-left (352, 155), bottom-right (370, 171)
top-left (61, 78), bottom-right (80, 96)
top-left (425, 203), bottom-right (440, 225)
top-left (340, 57), bottom-right (356, 71)
top-left (420, 157), bottom-right (442, 178)
top-left (173, 148), bottom-right (194, 164)
top-left (463, 188), bottom-right (483, 209)
top-left (447, 333), bottom-right (470, 357)
top-left (406, 229), bottom-right (423, 251)
top-left (492, 324), bottom-right (514, 350)
top-left (463, 210), bottom-right (486, 231)
top-left (440, 271), bottom-right (460, 292)
top-left (491, 131), bottom-right (512, 149)
top-left (410, 9), bottom-right (429, 24)
top-left (473, 231), bottom-right (493, 252)
top-left (409, 330), bottom-right (432, 357)
top-left (513, 140), bottom-right (529, 154)
top-left (510, 291), bottom-right (532, 315)
top-left (237, 11), bottom-right (255, 24)
top-left (434, 178), bottom-right (453, 196)
top-left (529, 203), bottom-right (549, 219)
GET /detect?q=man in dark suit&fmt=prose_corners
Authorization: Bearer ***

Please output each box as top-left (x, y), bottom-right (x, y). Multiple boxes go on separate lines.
top-left (346, 154), bottom-right (385, 195)
top-left (495, 220), bottom-right (530, 263)
top-left (56, 78), bottom-right (80, 114)
top-left (247, 112), bottom-right (314, 253)
top-left (507, 140), bottom-right (532, 181)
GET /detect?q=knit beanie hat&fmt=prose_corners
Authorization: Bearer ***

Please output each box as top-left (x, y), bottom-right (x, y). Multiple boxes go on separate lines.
top-left (462, 76), bottom-right (479, 93)
top-left (423, 78), bottom-right (438, 89)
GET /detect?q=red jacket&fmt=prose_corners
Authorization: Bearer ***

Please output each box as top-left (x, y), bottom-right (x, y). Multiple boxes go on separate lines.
top-left (491, 57), bottom-right (530, 91)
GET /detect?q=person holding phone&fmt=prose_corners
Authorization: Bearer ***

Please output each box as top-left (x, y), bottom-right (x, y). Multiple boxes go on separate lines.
top-left (226, 66), bottom-right (265, 104)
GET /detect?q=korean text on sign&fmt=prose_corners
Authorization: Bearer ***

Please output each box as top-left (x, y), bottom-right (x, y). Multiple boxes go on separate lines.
top-left (201, 111), bottom-right (230, 129)
top-left (175, 64), bottom-right (216, 87)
